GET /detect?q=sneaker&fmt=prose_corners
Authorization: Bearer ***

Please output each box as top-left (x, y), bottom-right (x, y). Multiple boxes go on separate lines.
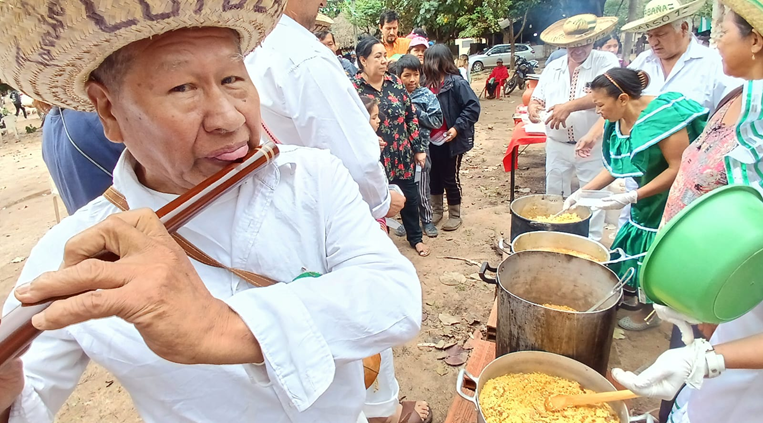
top-left (395, 225), bottom-right (406, 237)
top-left (423, 222), bottom-right (438, 238)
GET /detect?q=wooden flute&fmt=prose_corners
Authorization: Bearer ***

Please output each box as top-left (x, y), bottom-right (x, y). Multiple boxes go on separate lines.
top-left (0, 141), bottom-right (280, 367)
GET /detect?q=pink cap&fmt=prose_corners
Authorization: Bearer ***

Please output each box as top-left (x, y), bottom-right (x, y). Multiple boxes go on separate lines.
top-left (408, 36), bottom-right (429, 50)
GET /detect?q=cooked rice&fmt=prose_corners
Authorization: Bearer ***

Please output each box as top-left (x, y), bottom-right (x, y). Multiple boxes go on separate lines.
top-left (479, 372), bottom-right (619, 423)
top-left (542, 304), bottom-right (579, 312)
top-left (532, 213), bottom-right (582, 223)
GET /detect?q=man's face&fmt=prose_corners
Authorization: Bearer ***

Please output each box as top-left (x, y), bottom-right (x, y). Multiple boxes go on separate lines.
top-left (400, 68), bottom-right (420, 93)
top-left (380, 20), bottom-right (399, 44)
top-left (646, 23), bottom-right (686, 60)
top-left (568, 44), bottom-right (594, 64)
top-left (496, 60), bottom-right (504, 67)
top-left (87, 28), bottom-right (261, 194)
top-left (321, 33), bottom-right (338, 54)
top-left (410, 46), bottom-right (426, 63)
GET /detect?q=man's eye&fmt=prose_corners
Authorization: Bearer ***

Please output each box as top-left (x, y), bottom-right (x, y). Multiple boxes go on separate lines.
top-left (170, 84), bottom-right (190, 93)
top-left (222, 76), bottom-right (241, 84)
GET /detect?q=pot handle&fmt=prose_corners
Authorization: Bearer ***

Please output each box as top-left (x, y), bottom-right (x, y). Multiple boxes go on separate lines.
top-left (455, 368), bottom-right (479, 407)
top-left (602, 250), bottom-right (648, 265)
top-left (497, 237), bottom-right (513, 256)
top-left (629, 413), bottom-right (656, 422)
top-left (479, 262), bottom-right (498, 285)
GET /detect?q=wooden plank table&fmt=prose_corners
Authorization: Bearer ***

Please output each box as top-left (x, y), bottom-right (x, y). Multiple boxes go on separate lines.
top-left (443, 338), bottom-right (496, 423)
top-left (486, 299), bottom-right (497, 341)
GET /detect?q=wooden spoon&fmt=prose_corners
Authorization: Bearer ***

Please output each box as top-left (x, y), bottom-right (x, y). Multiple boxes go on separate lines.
top-left (545, 389), bottom-right (638, 411)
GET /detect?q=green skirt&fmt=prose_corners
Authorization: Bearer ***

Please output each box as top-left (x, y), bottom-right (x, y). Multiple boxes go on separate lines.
top-left (607, 219), bottom-right (658, 304)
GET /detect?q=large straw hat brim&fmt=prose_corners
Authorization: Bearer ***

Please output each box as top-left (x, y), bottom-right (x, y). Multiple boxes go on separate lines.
top-left (723, 0), bottom-right (763, 34)
top-left (621, 0), bottom-right (706, 32)
top-left (315, 13), bottom-right (335, 30)
top-left (541, 17), bottom-right (619, 47)
top-left (0, 1), bottom-right (285, 112)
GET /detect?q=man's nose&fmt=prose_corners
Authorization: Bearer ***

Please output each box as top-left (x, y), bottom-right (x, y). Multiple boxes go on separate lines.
top-left (203, 88), bottom-right (245, 134)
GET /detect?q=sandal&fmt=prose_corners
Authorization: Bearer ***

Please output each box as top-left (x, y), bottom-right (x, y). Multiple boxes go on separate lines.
top-left (399, 400), bottom-right (433, 423)
top-left (618, 315), bottom-right (661, 331)
top-left (414, 242), bottom-right (430, 257)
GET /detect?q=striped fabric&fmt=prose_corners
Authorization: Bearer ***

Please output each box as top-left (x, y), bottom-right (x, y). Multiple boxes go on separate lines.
top-left (725, 79), bottom-right (763, 194)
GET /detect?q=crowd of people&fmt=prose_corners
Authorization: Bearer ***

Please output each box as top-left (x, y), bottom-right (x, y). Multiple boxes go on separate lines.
top-left (3, 0), bottom-right (763, 422)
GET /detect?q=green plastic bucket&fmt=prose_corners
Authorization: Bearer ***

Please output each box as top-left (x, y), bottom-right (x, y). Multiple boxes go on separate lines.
top-left (641, 185), bottom-right (763, 323)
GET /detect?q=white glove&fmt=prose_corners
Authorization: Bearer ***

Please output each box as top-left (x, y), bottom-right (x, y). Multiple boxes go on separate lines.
top-left (655, 304), bottom-right (703, 346)
top-left (563, 189), bottom-right (582, 211)
top-left (596, 190), bottom-right (638, 210)
top-left (612, 338), bottom-right (723, 400)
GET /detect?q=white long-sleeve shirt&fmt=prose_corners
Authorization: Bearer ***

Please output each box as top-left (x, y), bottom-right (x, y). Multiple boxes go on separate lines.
top-left (246, 16), bottom-right (391, 219)
top-left (2, 145), bottom-right (421, 423)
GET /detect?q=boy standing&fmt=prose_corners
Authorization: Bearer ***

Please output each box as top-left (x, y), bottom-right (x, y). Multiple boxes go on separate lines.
top-left (395, 54), bottom-right (444, 238)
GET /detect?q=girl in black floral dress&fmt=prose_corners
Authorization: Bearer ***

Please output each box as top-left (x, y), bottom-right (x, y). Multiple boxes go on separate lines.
top-left (352, 37), bottom-right (430, 257)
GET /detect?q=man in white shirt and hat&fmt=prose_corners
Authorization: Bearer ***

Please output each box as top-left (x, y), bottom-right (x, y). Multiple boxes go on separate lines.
top-left (529, 14), bottom-right (620, 242)
top-left (0, 1), bottom-right (421, 423)
top-left (246, 0), bottom-right (405, 225)
top-left (246, 1), bottom-right (430, 422)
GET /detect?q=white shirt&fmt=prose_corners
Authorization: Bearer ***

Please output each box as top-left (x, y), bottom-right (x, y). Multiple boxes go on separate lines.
top-left (532, 50), bottom-right (619, 144)
top-left (629, 38), bottom-right (742, 115)
top-left (3, 145), bottom-right (421, 423)
top-left (246, 16), bottom-right (391, 220)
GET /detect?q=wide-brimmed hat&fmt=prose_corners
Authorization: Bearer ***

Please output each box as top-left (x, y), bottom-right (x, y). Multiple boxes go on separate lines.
top-left (0, 0), bottom-right (285, 112)
top-left (723, 0), bottom-right (763, 34)
top-left (622, 0), bottom-right (706, 32)
top-left (315, 13), bottom-right (334, 31)
top-left (541, 14), bottom-right (619, 47)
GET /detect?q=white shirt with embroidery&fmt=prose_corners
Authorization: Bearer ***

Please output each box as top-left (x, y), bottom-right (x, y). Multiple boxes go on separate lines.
top-left (3, 145), bottom-right (421, 423)
top-left (532, 50), bottom-right (619, 144)
top-left (629, 38), bottom-right (742, 115)
top-left (245, 16), bottom-right (391, 219)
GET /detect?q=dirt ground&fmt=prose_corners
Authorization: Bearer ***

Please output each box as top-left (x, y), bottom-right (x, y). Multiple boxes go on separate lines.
top-left (0, 76), bottom-right (668, 422)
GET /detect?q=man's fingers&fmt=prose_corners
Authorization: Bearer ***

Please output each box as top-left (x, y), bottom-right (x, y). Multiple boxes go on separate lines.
top-left (16, 259), bottom-right (132, 305)
top-left (62, 210), bottom-right (171, 268)
top-left (31, 289), bottom-right (129, 331)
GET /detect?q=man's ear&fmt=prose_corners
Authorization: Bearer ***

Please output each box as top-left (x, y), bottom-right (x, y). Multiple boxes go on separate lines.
top-left (752, 29), bottom-right (763, 55)
top-left (85, 81), bottom-right (124, 144)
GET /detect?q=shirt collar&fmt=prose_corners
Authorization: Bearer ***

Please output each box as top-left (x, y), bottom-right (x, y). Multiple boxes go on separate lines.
top-left (561, 50), bottom-right (595, 72)
top-left (645, 37), bottom-right (703, 63)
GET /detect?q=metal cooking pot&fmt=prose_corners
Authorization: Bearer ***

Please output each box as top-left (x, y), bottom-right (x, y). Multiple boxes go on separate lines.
top-left (480, 251), bottom-right (626, 374)
top-left (455, 351), bottom-right (655, 423)
top-left (510, 194), bottom-right (591, 241)
top-left (505, 231), bottom-right (631, 265)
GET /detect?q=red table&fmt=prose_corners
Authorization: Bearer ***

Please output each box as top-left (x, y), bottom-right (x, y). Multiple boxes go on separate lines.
top-left (503, 122), bottom-right (546, 202)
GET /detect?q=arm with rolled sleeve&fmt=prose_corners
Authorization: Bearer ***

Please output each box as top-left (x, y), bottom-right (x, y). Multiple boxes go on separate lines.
top-left (272, 54), bottom-right (392, 219)
top-left (226, 154), bottom-right (421, 412)
top-left (452, 79), bottom-right (481, 137)
top-left (2, 226), bottom-right (92, 423)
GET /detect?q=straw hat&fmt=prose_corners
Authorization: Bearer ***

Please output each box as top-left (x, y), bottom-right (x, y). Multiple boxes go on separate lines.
top-left (0, 0), bottom-right (286, 112)
top-left (621, 0), bottom-right (706, 32)
top-left (723, 0), bottom-right (763, 33)
top-left (541, 14), bottom-right (619, 47)
top-left (315, 13), bottom-right (334, 31)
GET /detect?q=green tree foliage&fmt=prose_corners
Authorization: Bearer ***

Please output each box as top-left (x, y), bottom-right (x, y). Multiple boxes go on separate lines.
top-left (341, 0), bottom-right (387, 34)
top-left (321, 0), bottom-right (345, 18)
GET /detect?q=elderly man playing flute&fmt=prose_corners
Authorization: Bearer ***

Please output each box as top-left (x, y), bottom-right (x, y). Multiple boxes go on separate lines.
top-left (0, 1), bottom-right (422, 423)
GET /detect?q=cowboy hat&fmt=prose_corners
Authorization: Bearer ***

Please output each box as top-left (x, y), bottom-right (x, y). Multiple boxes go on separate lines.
top-left (723, 0), bottom-right (763, 34)
top-left (541, 14), bottom-right (619, 48)
top-left (0, 0), bottom-right (285, 112)
top-left (621, 0), bottom-right (706, 32)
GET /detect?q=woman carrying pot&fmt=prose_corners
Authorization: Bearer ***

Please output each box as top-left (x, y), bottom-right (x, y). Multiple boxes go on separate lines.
top-left (564, 68), bottom-right (708, 328)
top-left (613, 3), bottom-right (763, 422)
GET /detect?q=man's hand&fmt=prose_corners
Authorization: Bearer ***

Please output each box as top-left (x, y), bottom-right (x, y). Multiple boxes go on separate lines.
top-left (545, 102), bottom-right (576, 130)
top-left (414, 152), bottom-right (426, 169)
top-left (386, 189), bottom-right (406, 217)
top-left (445, 127), bottom-right (458, 141)
top-left (575, 133), bottom-right (597, 158)
top-left (13, 209), bottom-right (262, 366)
top-left (528, 104), bottom-right (543, 124)
top-left (0, 358), bottom-right (23, 416)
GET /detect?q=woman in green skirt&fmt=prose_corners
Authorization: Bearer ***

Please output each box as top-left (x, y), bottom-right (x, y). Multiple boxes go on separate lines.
top-left (564, 68), bottom-right (708, 330)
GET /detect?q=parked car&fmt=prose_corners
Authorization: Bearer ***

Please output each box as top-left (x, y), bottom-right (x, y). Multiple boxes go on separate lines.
top-left (469, 44), bottom-right (536, 72)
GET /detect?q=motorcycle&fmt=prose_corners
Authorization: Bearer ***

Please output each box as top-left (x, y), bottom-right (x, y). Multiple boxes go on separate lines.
top-left (504, 55), bottom-right (538, 96)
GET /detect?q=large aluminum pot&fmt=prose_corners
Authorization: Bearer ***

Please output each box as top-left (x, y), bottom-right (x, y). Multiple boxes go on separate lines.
top-left (508, 231), bottom-right (630, 265)
top-left (510, 194), bottom-right (591, 241)
top-left (455, 351), bottom-right (643, 423)
top-left (480, 251), bottom-right (623, 374)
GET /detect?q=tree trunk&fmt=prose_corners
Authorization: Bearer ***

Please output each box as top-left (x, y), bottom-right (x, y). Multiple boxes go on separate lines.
top-left (621, 0), bottom-right (640, 63)
top-left (509, 20), bottom-right (516, 70)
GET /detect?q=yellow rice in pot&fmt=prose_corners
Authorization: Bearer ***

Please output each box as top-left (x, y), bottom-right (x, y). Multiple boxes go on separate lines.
top-left (478, 372), bottom-right (619, 423)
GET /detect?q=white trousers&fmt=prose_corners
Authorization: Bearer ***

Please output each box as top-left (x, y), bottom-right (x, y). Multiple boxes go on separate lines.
top-left (618, 177), bottom-right (639, 229)
top-left (363, 348), bottom-right (399, 418)
top-left (545, 140), bottom-right (606, 242)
